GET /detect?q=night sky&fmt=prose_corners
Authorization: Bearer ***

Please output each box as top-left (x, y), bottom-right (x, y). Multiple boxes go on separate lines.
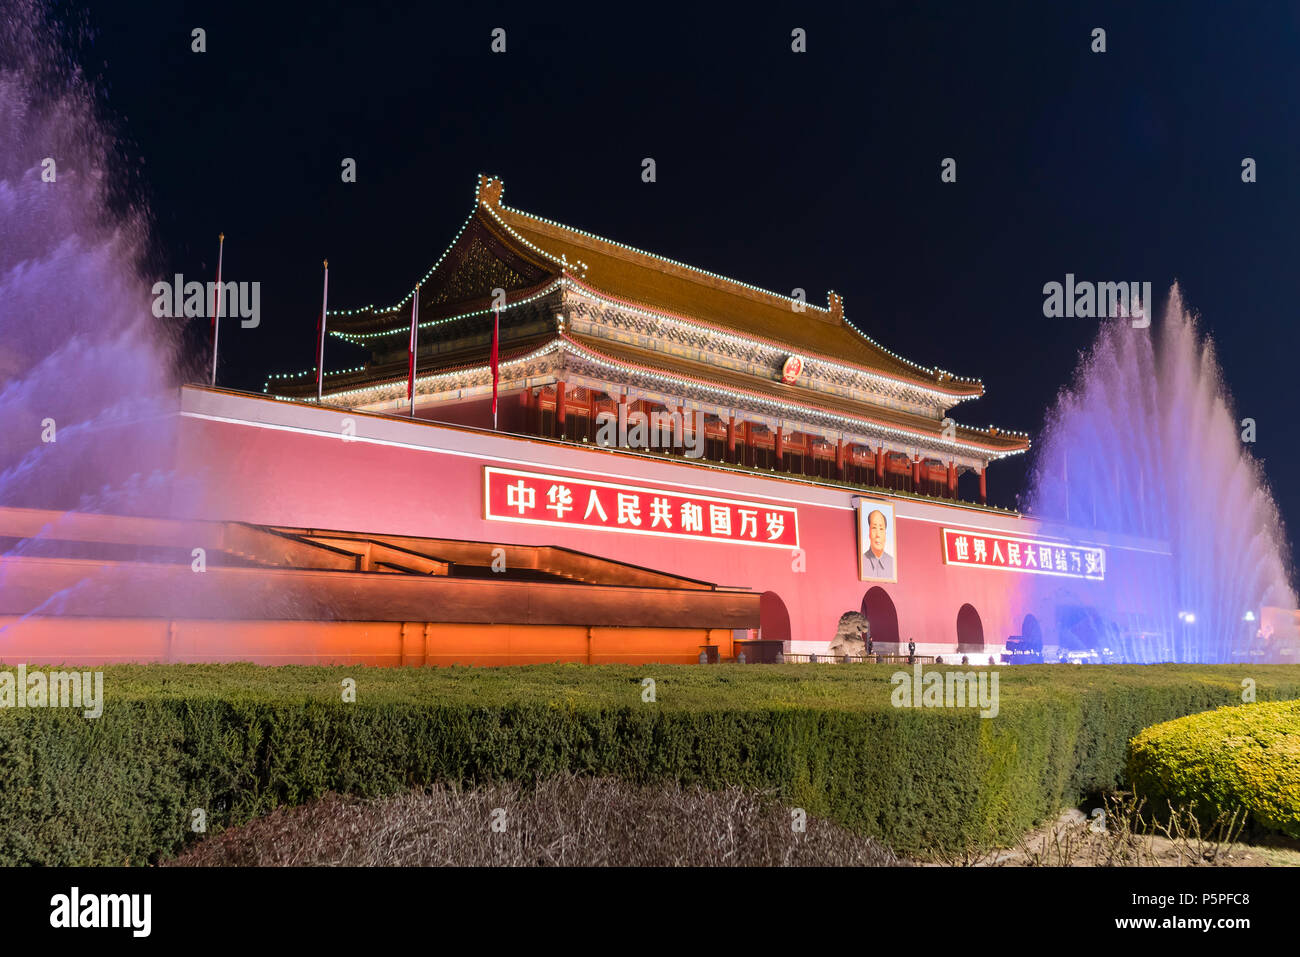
top-left (64, 0), bottom-right (1300, 538)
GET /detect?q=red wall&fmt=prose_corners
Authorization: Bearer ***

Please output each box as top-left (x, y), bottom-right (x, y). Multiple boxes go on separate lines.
top-left (176, 388), bottom-right (1159, 656)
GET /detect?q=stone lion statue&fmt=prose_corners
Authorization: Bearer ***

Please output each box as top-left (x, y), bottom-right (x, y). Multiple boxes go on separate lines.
top-left (827, 610), bottom-right (869, 659)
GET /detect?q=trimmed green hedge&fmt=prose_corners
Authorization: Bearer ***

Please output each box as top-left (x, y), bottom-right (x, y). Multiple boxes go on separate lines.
top-left (1, 663), bottom-right (1298, 864)
top-left (1127, 699), bottom-right (1300, 838)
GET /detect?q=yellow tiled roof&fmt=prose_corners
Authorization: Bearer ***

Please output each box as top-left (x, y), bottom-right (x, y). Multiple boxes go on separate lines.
top-left (481, 176), bottom-right (982, 398)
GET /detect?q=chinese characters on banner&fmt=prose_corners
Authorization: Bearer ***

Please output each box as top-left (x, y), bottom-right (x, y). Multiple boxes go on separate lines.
top-left (484, 467), bottom-right (799, 549)
top-left (941, 527), bottom-right (1105, 581)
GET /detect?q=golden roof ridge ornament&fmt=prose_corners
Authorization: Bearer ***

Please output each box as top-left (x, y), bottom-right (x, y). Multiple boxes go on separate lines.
top-left (827, 290), bottom-right (844, 325)
top-left (478, 173), bottom-right (505, 208)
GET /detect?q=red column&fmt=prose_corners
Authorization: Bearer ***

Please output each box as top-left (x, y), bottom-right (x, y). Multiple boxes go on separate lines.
top-left (947, 461), bottom-right (957, 498)
top-left (744, 422), bottom-right (754, 468)
top-left (835, 438), bottom-right (845, 481)
top-left (774, 424), bottom-right (785, 471)
top-left (875, 446), bottom-right (885, 486)
top-left (519, 388), bottom-right (531, 434)
top-left (555, 380), bottom-right (567, 439)
top-left (912, 456), bottom-right (922, 492)
top-left (979, 467), bottom-right (987, 505)
top-left (588, 389), bottom-right (597, 442)
top-left (727, 414), bottom-right (737, 464)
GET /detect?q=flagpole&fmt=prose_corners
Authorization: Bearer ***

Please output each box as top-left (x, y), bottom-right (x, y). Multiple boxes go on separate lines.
top-left (408, 283), bottom-right (420, 418)
top-left (316, 259), bottom-right (329, 403)
top-left (491, 305), bottom-right (500, 430)
top-left (209, 233), bottom-right (224, 387)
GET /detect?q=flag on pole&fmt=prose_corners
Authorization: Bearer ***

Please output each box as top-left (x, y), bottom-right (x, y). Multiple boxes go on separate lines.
top-left (209, 233), bottom-right (224, 387)
top-left (408, 284), bottom-right (420, 416)
top-left (316, 259), bottom-right (329, 402)
top-left (490, 305), bottom-right (500, 429)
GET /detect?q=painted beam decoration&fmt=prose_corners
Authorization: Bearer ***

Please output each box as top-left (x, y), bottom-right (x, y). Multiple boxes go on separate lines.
top-left (485, 467), bottom-right (800, 548)
top-left (941, 527), bottom-right (1105, 580)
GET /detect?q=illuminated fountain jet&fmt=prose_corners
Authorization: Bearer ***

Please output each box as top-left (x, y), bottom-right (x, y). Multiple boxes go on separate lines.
top-left (1023, 286), bottom-right (1295, 662)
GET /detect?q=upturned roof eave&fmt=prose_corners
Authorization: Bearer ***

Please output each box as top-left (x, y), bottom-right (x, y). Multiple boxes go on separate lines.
top-left (268, 331), bottom-right (1027, 457)
top-left (553, 332), bottom-right (1028, 457)
top-left (488, 198), bottom-right (986, 398)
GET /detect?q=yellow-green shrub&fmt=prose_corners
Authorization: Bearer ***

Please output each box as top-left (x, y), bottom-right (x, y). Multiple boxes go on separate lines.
top-left (1127, 699), bottom-right (1300, 838)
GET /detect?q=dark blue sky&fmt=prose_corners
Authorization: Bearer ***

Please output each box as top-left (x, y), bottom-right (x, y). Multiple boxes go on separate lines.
top-left (71, 0), bottom-right (1300, 536)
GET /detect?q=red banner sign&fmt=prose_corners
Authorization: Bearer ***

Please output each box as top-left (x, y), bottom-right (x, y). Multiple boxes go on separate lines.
top-left (941, 527), bottom-right (1105, 580)
top-left (485, 467), bottom-right (799, 549)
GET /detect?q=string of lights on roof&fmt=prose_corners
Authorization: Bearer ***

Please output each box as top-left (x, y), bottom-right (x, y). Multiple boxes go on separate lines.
top-left (478, 197), bottom-right (587, 275)
top-left (314, 173), bottom-right (979, 390)
top-left (285, 340), bottom-right (565, 405)
top-left (558, 335), bottom-right (1028, 458)
top-left (328, 279), bottom-right (566, 343)
top-left (314, 271), bottom-right (980, 407)
top-left (561, 275), bottom-right (982, 405)
top-left (323, 208), bottom-right (480, 319)
top-left (496, 196), bottom-right (828, 313)
top-left (322, 176), bottom-right (584, 321)
top-left (490, 187), bottom-right (981, 387)
top-left (283, 331), bottom-right (1026, 459)
top-left (262, 364), bottom-right (368, 392)
top-left (835, 299), bottom-right (981, 387)
top-left (288, 175), bottom-right (1021, 446)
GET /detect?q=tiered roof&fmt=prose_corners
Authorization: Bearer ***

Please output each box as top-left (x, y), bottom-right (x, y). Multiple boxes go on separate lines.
top-left (270, 174), bottom-right (1029, 459)
top-left (486, 191), bottom-right (979, 394)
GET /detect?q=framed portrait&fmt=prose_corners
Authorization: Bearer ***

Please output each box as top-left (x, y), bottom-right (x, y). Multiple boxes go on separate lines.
top-left (857, 499), bottom-right (897, 583)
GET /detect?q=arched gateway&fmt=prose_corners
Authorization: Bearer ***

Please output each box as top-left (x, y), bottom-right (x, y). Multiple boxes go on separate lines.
top-left (956, 603), bottom-right (985, 652)
top-left (861, 587), bottom-right (900, 646)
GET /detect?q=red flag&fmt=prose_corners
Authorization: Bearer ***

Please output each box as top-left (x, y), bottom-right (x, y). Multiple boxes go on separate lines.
top-left (315, 260), bottom-right (329, 401)
top-left (407, 285), bottom-right (419, 413)
top-left (490, 306), bottom-right (500, 429)
top-left (209, 233), bottom-right (224, 386)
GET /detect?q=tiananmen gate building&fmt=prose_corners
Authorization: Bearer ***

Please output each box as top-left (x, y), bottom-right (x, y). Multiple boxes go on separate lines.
top-left (10, 174), bottom-right (1176, 666)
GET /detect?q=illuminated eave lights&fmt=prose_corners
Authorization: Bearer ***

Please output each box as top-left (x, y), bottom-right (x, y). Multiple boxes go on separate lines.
top-left (560, 275), bottom-right (984, 408)
top-left (322, 176), bottom-right (586, 322)
top-left (328, 279), bottom-right (565, 345)
top-left (490, 196), bottom-right (983, 388)
top-left (264, 279), bottom-right (564, 393)
top-left (286, 333), bottom-right (1026, 461)
top-left (263, 364), bottom-right (367, 392)
top-left (322, 207), bottom-right (479, 319)
top-left (555, 336), bottom-right (1028, 460)
top-left (478, 199), bottom-right (588, 277)
top-left (309, 274), bottom-right (989, 413)
top-left (289, 340), bottom-right (565, 405)
top-left (276, 174), bottom-right (1026, 451)
top-left (264, 283), bottom-right (564, 392)
top-left (306, 171), bottom-right (989, 398)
